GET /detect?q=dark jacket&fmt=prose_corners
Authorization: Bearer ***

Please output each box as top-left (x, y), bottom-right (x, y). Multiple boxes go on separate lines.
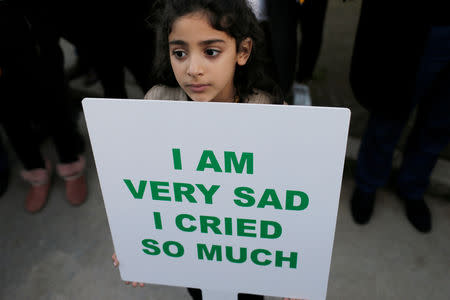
top-left (349, 0), bottom-right (430, 118)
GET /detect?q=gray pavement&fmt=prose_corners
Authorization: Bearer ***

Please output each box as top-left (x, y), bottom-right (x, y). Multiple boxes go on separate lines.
top-left (1, 1), bottom-right (449, 299)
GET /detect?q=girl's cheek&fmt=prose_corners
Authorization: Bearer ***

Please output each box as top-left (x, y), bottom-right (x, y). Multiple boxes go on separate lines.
top-left (169, 59), bottom-right (179, 73)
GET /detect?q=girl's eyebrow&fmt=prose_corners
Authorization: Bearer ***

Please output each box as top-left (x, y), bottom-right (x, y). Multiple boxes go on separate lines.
top-left (169, 40), bottom-right (187, 46)
top-left (199, 39), bottom-right (225, 46)
top-left (168, 39), bottom-right (225, 46)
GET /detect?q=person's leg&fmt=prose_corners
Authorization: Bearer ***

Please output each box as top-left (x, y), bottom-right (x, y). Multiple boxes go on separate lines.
top-left (258, 20), bottom-right (279, 90)
top-left (0, 5), bottom-right (46, 171)
top-left (351, 112), bottom-right (410, 224)
top-left (33, 21), bottom-right (84, 165)
top-left (186, 288), bottom-right (263, 300)
top-left (296, 0), bottom-right (328, 83)
top-left (398, 75), bottom-right (450, 200)
top-left (1, 79), bottom-right (50, 213)
top-left (0, 133), bottom-right (10, 197)
top-left (37, 56), bottom-right (87, 207)
top-left (0, 4), bottom-right (55, 212)
top-left (396, 26), bottom-right (450, 232)
top-left (1, 120), bottom-right (45, 170)
top-left (266, 0), bottom-right (298, 97)
top-left (48, 100), bottom-right (87, 208)
top-left (356, 114), bottom-right (409, 194)
top-left (31, 15), bottom-right (87, 206)
top-left (187, 288), bottom-right (202, 300)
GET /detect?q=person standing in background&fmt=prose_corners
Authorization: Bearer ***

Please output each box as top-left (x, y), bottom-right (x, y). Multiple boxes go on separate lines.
top-left (266, 0), bottom-right (328, 105)
top-left (0, 1), bottom-right (87, 212)
top-left (349, 0), bottom-right (450, 233)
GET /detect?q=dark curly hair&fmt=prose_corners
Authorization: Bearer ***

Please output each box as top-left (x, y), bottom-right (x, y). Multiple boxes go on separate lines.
top-left (148, 0), bottom-right (280, 103)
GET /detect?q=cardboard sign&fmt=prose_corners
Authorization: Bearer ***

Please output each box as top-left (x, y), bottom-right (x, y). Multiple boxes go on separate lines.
top-left (82, 98), bottom-right (350, 300)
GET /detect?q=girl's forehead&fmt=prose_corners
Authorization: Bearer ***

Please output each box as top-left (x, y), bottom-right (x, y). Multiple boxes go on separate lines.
top-left (174, 11), bottom-right (212, 27)
top-left (169, 12), bottom-right (234, 42)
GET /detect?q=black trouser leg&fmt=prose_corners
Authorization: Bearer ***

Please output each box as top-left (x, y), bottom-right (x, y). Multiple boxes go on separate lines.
top-left (296, 0), bottom-right (328, 82)
top-left (187, 288), bottom-right (264, 300)
top-left (36, 34), bottom-right (84, 164)
top-left (266, 0), bottom-right (298, 95)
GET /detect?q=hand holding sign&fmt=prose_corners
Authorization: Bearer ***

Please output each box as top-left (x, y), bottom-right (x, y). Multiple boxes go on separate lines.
top-left (112, 253), bottom-right (144, 288)
top-left (113, 252), bottom-right (306, 299)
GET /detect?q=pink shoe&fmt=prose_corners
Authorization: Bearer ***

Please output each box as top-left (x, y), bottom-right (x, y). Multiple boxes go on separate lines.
top-left (57, 156), bottom-right (87, 206)
top-left (21, 161), bottom-right (51, 213)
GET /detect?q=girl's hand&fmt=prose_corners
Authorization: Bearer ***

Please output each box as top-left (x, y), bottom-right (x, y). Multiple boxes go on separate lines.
top-left (112, 253), bottom-right (145, 287)
top-left (111, 253), bottom-right (305, 294)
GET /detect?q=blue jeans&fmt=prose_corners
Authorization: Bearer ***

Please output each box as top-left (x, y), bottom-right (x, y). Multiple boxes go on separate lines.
top-left (356, 26), bottom-right (450, 200)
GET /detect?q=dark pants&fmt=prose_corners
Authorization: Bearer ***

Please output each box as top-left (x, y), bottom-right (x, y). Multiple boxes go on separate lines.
top-left (187, 288), bottom-right (264, 300)
top-left (0, 5), bottom-right (83, 170)
top-left (356, 26), bottom-right (450, 200)
top-left (266, 0), bottom-right (328, 94)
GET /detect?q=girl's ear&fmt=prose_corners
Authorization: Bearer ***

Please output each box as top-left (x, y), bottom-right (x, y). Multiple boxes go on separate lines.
top-left (237, 38), bottom-right (253, 66)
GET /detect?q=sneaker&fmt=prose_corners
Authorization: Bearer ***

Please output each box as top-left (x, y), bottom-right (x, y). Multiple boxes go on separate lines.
top-left (292, 82), bottom-right (312, 106)
top-left (350, 187), bottom-right (376, 224)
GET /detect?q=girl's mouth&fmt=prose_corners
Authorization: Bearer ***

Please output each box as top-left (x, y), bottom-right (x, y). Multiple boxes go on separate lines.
top-left (187, 84), bottom-right (209, 93)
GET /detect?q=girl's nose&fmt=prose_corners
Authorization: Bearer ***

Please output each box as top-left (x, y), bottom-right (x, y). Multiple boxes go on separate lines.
top-left (187, 55), bottom-right (204, 77)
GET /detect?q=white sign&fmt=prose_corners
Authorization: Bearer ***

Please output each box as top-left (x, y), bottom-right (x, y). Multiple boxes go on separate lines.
top-left (83, 98), bottom-right (350, 300)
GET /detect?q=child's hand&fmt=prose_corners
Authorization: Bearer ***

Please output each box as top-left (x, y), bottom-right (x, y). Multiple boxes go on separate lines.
top-left (111, 253), bottom-right (306, 294)
top-left (112, 253), bottom-right (145, 287)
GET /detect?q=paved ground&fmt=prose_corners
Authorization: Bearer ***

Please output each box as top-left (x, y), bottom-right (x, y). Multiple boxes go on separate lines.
top-left (1, 1), bottom-right (449, 299)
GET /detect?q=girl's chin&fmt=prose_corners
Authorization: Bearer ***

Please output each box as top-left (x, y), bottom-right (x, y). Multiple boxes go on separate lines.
top-left (187, 93), bottom-right (214, 102)
top-left (188, 93), bottom-right (234, 103)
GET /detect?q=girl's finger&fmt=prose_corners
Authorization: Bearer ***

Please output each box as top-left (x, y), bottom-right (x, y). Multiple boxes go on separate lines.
top-left (139, 282), bottom-right (145, 287)
top-left (112, 253), bottom-right (119, 267)
top-left (125, 281), bottom-right (131, 285)
top-left (132, 282), bottom-right (138, 287)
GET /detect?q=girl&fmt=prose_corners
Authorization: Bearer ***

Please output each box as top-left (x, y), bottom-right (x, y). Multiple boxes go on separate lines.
top-left (113, 0), bottom-right (300, 299)
top-left (145, 0), bottom-right (281, 104)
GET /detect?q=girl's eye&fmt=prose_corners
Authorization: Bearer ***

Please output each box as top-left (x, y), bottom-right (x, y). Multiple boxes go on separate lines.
top-left (205, 49), bottom-right (220, 57)
top-left (172, 50), bottom-right (186, 59)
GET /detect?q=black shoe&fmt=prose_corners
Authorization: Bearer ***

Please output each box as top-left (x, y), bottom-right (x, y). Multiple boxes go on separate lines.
top-left (351, 187), bottom-right (376, 224)
top-left (403, 198), bottom-right (431, 233)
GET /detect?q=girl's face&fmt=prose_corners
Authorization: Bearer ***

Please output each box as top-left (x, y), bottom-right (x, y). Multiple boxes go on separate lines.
top-left (168, 12), bottom-right (252, 102)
